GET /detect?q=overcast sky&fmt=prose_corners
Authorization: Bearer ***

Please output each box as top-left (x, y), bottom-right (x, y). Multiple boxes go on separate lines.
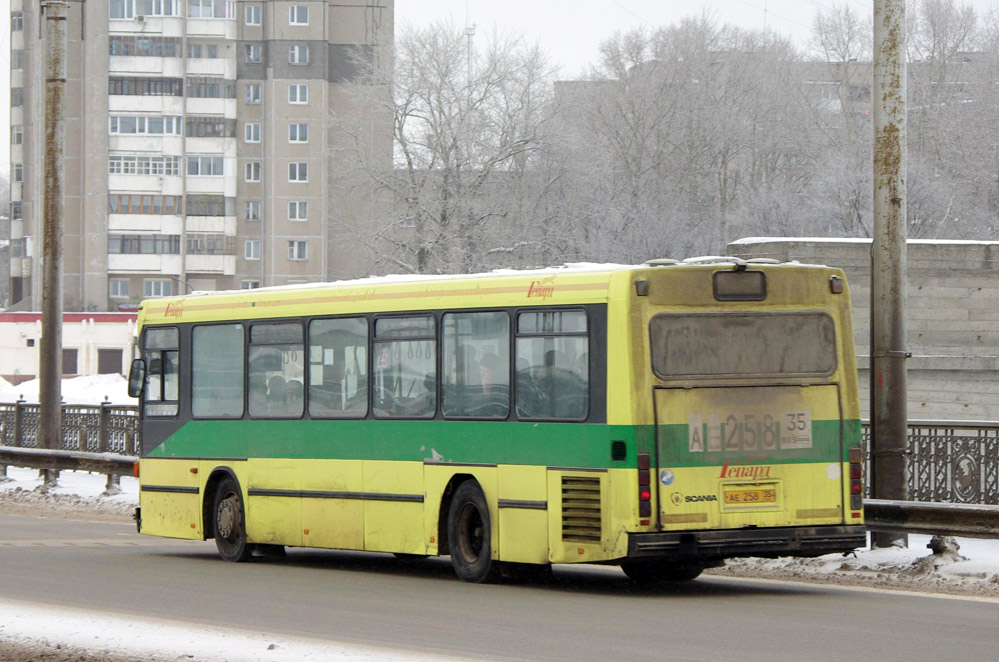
top-left (397, 0), bottom-right (999, 75)
top-left (3, 1), bottom-right (999, 181)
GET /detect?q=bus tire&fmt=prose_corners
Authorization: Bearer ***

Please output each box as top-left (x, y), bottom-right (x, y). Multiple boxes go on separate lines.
top-left (213, 477), bottom-right (251, 562)
top-left (447, 481), bottom-right (500, 583)
top-left (620, 561), bottom-right (704, 584)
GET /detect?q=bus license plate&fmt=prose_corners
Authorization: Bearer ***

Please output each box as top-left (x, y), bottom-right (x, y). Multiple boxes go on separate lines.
top-left (724, 487), bottom-right (776, 505)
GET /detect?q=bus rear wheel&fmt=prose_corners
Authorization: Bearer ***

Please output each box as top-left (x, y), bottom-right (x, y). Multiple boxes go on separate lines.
top-left (213, 477), bottom-right (251, 562)
top-left (447, 481), bottom-right (500, 583)
top-left (621, 561), bottom-right (704, 584)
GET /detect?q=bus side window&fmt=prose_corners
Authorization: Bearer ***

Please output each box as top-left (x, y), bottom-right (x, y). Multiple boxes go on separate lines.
top-left (308, 318), bottom-right (368, 418)
top-left (248, 322), bottom-right (304, 419)
top-left (515, 310), bottom-right (589, 420)
top-left (142, 326), bottom-right (179, 417)
top-left (373, 315), bottom-right (435, 419)
top-left (442, 311), bottom-right (510, 419)
top-left (192, 324), bottom-right (245, 418)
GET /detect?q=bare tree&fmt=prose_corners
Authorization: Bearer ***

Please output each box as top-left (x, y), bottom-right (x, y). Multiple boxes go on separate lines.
top-left (328, 21), bottom-right (561, 275)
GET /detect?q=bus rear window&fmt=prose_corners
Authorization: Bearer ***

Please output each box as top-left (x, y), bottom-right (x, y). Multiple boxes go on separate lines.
top-left (650, 312), bottom-right (836, 378)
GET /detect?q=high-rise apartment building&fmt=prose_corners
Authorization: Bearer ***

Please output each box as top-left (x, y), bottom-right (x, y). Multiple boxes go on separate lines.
top-left (7, 0), bottom-right (393, 311)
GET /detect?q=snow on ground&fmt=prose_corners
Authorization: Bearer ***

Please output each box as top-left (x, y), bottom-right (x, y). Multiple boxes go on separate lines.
top-left (2, 466), bottom-right (998, 660)
top-left (0, 374), bottom-right (136, 406)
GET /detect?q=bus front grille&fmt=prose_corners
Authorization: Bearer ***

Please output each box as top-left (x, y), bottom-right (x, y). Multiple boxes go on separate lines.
top-left (561, 476), bottom-right (602, 543)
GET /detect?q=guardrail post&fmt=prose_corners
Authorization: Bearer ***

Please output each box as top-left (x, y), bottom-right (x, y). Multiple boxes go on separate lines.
top-left (14, 399), bottom-right (25, 448)
top-left (103, 473), bottom-right (122, 496)
top-left (99, 399), bottom-right (110, 453)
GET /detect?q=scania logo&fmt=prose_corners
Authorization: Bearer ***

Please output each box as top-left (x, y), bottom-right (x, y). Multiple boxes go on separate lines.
top-left (684, 494), bottom-right (718, 503)
top-left (670, 492), bottom-right (683, 506)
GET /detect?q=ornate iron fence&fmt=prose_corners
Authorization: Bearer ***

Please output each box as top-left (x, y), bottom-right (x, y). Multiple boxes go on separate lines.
top-left (0, 401), bottom-right (140, 455)
top-left (861, 421), bottom-right (999, 505)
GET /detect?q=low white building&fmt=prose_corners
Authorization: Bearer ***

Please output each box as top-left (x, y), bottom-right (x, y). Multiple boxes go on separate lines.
top-left (0, 312), bottom-right (137, 385)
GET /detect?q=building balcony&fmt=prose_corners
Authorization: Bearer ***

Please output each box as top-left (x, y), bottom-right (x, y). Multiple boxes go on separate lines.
top-left (108, 95), bottom-right (185, 115)
top-left (185, 216), bottom-right (236, 235)
top-left (185, 58), bottom-right (234, 78)
top-left (109, 55), bottom-right (184, 76)
top-left (108, 253), bottom-right (183, 275)
top-left (107, 214), bottom-right (183, 234)
top-left (185, 176), bottom-right (236, 196)
top-left (107, 174), bottom-right (184, 193)
top-left (185, 97), bottom-right (236, 117)
top-left (184, 136), bottom-right (236, 156)
top-left (185, 254), bottom-right (236, 276)
top-left (185, 18), bottom-right (237, 40)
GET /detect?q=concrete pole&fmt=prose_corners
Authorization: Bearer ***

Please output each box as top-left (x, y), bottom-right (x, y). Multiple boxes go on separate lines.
top-left (38, 1), bottom-right (70, 489)
top-left (871, 0), bottom-right (909, 547)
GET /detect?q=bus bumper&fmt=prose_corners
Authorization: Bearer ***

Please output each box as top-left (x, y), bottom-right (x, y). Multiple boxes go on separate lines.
top-left (627, 526), bottom-right (866, 561)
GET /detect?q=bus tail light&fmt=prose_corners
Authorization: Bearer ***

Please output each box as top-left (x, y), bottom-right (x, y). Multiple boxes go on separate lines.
top-left (848, 446), bottom-right (863, 511)
top-left (638, 452), bottom-right (652, 519)
top-left (133, 462), bottom-right (140, 478)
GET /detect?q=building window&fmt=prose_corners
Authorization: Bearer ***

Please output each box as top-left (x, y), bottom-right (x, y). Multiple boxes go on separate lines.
top-left (288, 240), bottom-right (308, 261)
top-left (108, 234), bottom-right (181, 255)
top-left (187, 233), bottom-right (234, 255)
top-left (245, 240), bottom-right (261, 260)
top-left (187, 155), bottom-right (226, 176)
top-left (12, 89), bottom-right (24, 107)
top-left (12, 12), bottom-right (24, 31)
top-left (188, 0), bottom-right (233, 19)
top-left (11, 238), bottom-right (25, 258)
top-left (245, 162), bottom-right (261, 182)
top-left (11, 126), bottom-right (24, 145)
top-left (245, 83), bottom-right (261, 104)
top-left (288, 123), bottom-right (308, 143)
top-left (289, 84), bottom-right (308, 104)
top-left (241, 280), bottom-right (261, 290)
top-left (109, 278), bottom-right (130, 299)
top-left (186, 43), bottom-right (219, 59)
top-left (186, 194), bottom-right (234, 216)
top-left (108, 194), bottom-right (181, 215)
top-left (144, 279), bottom-right (173, 298)
top-left (244, 122), bottom-right (261, 143)
top-left (245, 200), bottom-right (261, 221)
top-left (110, 36), bottom-right (182, 57)
top-left (12, 164), bottom-right (23, 183)
top-left (185, 116), bottom-right (236, 137)
top-left (11, 202), bottom-right (23, 221)
top-left (244, 4), bottom-right (261, 25)
top-left (289, 45), bottom-right (310, 65)
top-left (109, 0), bottom-right (135, 19)
top-left (109, 115), bottom-right (182, 135)
top-left (109, 77), bottom-right (184, 96)
top-left (12, 51), bottom-right (24, 70)
top-left (289, 5), bottom-right (309, 25)
top-left (109, 154), bottom-right (181, 176)
top-left (186, 76), bottom-right (236, 99)
top-left (288, 162), bottom-right (308, 182)
top-left (245, 43), bottom-right (262, 64)
top-left (63, 349), bottom-right (79, 376)
top-left (288, 201), bottom-right (308, 221)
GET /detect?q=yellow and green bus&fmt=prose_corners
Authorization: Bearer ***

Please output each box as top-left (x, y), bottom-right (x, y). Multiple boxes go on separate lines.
top-left (128, 258), bottom-right (865, 583)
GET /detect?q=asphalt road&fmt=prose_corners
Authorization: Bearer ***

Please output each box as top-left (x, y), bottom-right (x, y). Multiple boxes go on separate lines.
top-left (2, 512), bottom-right (998, 661)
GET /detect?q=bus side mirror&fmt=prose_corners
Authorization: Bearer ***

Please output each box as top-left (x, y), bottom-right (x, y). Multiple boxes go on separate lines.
top-left (128, 359), bottom-right (146, 398)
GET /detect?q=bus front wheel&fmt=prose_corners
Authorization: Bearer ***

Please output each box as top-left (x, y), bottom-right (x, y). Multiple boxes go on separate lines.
top-left (213, 477), bottom-right (251, 562)
top-left (447, 481), bottom-right (500, 583)
top-left (621, 561), bottom-right (704, 584)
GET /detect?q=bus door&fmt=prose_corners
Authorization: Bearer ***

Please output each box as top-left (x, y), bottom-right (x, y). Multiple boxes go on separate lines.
top-left (648, 311), bottom-right (846, 531)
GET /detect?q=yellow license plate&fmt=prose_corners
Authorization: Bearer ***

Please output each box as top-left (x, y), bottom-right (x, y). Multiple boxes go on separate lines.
top-left (724, 487), bottom-right (776, 504)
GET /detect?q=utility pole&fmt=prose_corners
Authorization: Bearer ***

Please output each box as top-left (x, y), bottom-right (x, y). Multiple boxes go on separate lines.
top-left (871, 0), bottom-right (909, 548)
top-left (38, 0), bottom-right (70, 489)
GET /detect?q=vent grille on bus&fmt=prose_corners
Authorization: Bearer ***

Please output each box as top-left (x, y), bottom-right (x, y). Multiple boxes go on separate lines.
top-left (561, 476), bottom-right (602, 543)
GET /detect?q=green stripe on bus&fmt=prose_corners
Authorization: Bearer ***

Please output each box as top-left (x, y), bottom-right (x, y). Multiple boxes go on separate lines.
top-left (146, 418), bottom-right (860, 468)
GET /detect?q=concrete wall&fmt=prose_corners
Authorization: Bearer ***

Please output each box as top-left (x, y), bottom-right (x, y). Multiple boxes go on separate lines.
top-left (729, 238), bottom-right (999, 421)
